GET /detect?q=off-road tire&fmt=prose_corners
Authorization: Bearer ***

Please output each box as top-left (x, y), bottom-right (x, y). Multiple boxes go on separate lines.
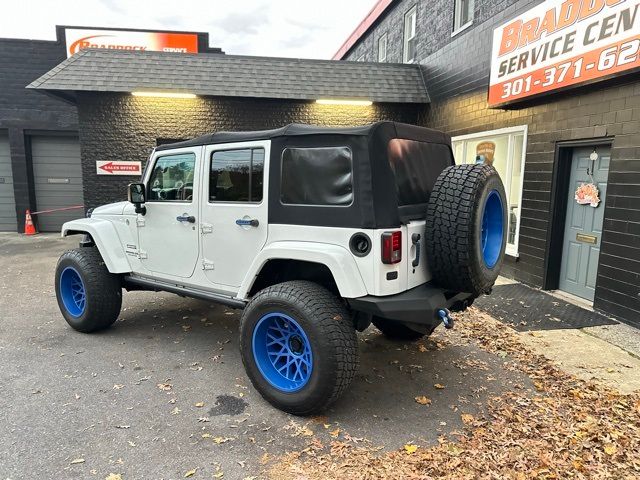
top-left (426, 164), bottom-right (507, 297)
top-left (372, 316), bottom-right (433, 340)
top-left (240, 281), bottom-right (359, 415)
top-left (55, 248), bottom-right (122, 333)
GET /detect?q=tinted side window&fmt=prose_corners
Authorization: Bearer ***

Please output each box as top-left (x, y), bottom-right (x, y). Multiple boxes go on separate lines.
top-left (148, 153), bottom-right (196, 202)
top-left (387, 139), bottom-right (453, 206)
top-left (210, 148), bottom-right (264, 202)
top-left (281, 147), bottom-right (353, 206)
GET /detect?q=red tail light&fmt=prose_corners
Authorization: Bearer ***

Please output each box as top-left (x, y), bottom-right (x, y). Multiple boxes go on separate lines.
top-left (381, 231), bottom-right (402, 264)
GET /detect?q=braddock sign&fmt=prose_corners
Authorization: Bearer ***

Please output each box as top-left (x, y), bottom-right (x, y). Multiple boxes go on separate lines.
top-left (489, 0), bottom-right (639, 106)
top-left (65, 28), bottom-right (198, 58)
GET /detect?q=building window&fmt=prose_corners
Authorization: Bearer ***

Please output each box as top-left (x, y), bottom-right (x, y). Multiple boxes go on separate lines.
top-left (281, 147), bottom-right (353, 206)
top-left (451, 126), bottom-right (527, 257)
top-left (403, 6), bottom-right (417, 63)
top-left (453, 0), bottom-right (474, 35)
top-left (148, 153), bottom-right (196, 202)
top-left (209, 148), bottom-right (264, 202)
top-left (378, 33), bottom-right (387, 62)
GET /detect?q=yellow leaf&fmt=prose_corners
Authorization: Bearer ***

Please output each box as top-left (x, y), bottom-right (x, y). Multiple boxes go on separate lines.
top-left (404, 443), bottom-right (418, 454)
top-left (213, 473), bottom-right (224, 478)
top-left (201, 433), bottom-right (212, 438)
top-left (171, 407), bottom-right (181, 415)
top-left (184, 468), bottom-right (197, 477)
top-left (415, 396), bottom-right (432, 405)
top-left (105, 475), bottom-right (122, 480)
top-left (195, 402), bottom-right (205, 407)
top-left (157, 383), bottom-right (172, 391)
top-left (434, 384), bottom-right (445, 390)
top-left (461, 413), bottom-right (474, 424)
top-left (418, 344), bottom-right (427, 352)
top-left (213, 437), bottom-right (230, 444)
top-left (604, 444), bottom-right (617, 455)
top-left (70, 458), bottom-right (85, 464)
top-left (329, 428), bottom-right (341, 438)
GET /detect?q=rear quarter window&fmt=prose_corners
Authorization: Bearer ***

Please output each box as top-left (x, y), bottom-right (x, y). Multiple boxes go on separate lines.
top-left (281, 147), bottom-right (353, 206)
top-left (387, 139), bottom-right (453, 206)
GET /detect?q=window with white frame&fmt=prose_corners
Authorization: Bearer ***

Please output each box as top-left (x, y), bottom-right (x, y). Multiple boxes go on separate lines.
top-left (453, 0), bottom-right (474, 34)
top-left (403, 6), bottom-right (417, 63)
top-left (451, 126), bottom-right (527, 257)
top-left (378, 33), bottom-right (388, 62)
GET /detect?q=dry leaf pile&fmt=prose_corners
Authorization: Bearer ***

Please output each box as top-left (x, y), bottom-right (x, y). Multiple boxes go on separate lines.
top-left (269, 309), bottom-right (640, 479)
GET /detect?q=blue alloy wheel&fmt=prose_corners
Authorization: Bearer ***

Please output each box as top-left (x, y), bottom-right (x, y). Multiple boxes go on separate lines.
top-left (481, 189), bottom-right (504, 268)
top-left (59, 266), bottom-right (86, 317)
top-left (252, 312), bottom-right (313, 393)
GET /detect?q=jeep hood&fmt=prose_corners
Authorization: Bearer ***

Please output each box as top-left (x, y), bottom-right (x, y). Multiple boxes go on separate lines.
top-left (91, 201), bottom-right (130, 216)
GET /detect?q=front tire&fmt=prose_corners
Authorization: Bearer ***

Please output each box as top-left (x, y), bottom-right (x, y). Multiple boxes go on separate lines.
top-left (55, 248), bottom-right (122, 333)
top-left (240, 281), bottom-right (359, 415)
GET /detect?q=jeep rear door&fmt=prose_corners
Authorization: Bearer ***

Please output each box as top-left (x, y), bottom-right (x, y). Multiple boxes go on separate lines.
top-left (199, 141), bottom-right (269, 289)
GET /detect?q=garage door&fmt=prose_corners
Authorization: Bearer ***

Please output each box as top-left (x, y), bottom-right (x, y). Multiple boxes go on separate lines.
top-left (31, 135), bottom-right (84, 232)
top-left (0, 135), bottom-right (17, 231)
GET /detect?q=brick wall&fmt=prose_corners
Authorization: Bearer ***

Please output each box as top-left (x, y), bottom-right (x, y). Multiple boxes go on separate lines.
top-left (76, 92), bottom-right (421, 207)
top-left (0, 38), bottom-right (78, 231)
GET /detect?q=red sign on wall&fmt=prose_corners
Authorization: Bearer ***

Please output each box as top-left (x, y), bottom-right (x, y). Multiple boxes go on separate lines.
top-left (489, 0), bottom-right (640, 107)
top-left (65, 28), bottom-right (198, 58)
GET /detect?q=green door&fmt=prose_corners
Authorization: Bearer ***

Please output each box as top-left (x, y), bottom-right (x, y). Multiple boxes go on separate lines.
top-left (558, 146), bottom-right (609, 301)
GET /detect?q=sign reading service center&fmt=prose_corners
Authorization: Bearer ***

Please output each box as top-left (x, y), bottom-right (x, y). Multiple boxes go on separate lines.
top-left (489, 0), bottom-right (639, 106)
top-left (65, 28), bottom-right (198, 58)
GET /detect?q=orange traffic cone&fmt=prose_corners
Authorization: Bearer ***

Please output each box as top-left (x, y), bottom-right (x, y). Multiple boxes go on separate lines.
top-left (24, 209), bottom-right (37, 235)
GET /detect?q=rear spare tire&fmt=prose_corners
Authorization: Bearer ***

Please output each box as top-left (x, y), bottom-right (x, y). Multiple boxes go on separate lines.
top-left (426, 164), bottom-right (507, 297)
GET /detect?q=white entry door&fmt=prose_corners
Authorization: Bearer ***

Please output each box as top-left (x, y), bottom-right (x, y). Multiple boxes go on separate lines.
top-left (200, 141), bottom-right (269, 289)
top-left (137, 148), bottom-right (202, 278)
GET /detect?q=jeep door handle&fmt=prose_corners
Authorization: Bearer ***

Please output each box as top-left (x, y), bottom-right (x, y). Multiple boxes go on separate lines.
top-left (235, 218), bottom-right (259, 227)
top-left (176, 214), bottom-right (196, 223)
top-left (412, 233), bottom-right (421, 268)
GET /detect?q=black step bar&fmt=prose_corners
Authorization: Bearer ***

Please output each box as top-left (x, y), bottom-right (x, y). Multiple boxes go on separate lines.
top-left (124, 276), bottom-right (246, 309)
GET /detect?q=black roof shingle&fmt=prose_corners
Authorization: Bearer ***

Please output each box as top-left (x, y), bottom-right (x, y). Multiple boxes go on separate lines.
top-left (27, 49), bottom-right (429, 104)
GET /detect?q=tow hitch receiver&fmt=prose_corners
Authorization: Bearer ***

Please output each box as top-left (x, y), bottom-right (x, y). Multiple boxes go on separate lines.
top-left (438, 308), bottom-right (454, 329)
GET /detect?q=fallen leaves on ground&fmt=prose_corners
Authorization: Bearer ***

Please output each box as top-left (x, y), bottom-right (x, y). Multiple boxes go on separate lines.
top-left (184, 468), bottom-right (197, 477)
top-left (105, 474), bottom-right (122, 480)
top-left (414, 396), bottom-right (431, 406)
top-left (268, 308), bottom-right (640, 479)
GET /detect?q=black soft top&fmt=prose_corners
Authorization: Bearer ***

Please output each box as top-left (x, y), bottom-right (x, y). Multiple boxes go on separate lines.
top-left (155, 122), bottom-right (451, 151)
top-left (156, 121), bottom-right (454, 228)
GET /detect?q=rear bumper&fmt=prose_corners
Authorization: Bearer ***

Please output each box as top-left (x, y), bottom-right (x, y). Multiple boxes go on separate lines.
top-left (348, 283), bottom-right (473, 327)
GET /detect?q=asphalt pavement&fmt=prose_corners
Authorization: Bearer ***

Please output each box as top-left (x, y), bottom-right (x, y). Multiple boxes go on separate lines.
top-left (0, 233), bottom-right (529, 479)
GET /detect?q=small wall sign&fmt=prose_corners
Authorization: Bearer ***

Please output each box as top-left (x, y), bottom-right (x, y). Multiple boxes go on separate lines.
top-left (575, 183), bottom-right (600, 208)
top-left (96, 161), bottom-right (142, 176)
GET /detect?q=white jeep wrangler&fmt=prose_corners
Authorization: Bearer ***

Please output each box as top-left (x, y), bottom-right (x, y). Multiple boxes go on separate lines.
top-left (55, 122), bottom-right (507, 415)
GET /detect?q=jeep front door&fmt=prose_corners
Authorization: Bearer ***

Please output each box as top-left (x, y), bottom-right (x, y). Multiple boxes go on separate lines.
top-left (200, 142), bottom-right (269, 289)
top-left (137, 148), bottom-right (201, 278)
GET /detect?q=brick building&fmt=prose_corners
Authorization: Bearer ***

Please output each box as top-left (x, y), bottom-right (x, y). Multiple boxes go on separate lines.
top-left (335, 0), bottom-right (640, 325)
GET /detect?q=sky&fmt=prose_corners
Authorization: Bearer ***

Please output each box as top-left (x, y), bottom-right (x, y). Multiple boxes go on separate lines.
top-left (0, 0), bottom-right (376, 59)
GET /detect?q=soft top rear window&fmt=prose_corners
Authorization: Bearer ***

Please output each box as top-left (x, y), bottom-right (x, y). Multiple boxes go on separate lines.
top-left (387, 139), bottom-right (453, 206)
top-left (281, 147), bottom-right (353, 206)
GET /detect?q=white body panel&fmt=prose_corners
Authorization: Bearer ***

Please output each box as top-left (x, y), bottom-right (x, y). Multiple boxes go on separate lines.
top-left (63, 139), bottom-right (433, 302)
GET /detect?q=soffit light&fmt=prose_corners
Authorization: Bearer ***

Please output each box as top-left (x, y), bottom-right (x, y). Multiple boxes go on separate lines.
top-left (132, 92), bottom-right (196, 99)
top-left (316, 99), bottom-right (373, 106)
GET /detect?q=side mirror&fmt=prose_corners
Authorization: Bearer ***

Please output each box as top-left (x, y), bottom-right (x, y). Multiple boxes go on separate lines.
top-left (128, 182), bottom-right (146, 215)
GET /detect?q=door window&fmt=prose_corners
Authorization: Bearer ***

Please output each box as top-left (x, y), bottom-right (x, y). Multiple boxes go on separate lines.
top-left (209, 148), bottom-right (264, 203)
top-left (147, 153), bottom-right (196, 202)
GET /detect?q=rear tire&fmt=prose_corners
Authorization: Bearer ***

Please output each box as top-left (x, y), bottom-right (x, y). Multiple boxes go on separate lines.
top-left (240, 281), bottom-right (359, 415)
top-left (426, 164), bottom-right (507, 297)
top-left (372, 316), bottom-right (432, 340)
top-left (55, 248), bottom-right (122, 333)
